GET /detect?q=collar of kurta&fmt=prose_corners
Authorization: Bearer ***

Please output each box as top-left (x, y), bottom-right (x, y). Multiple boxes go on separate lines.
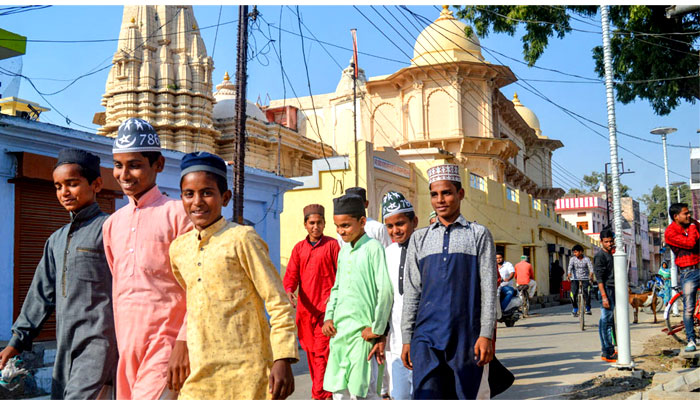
top-left (429, 214), bottom-right (468, 230)
top-left (306, 235), bottom-right (329, 248)
top-left (350, 232), bottom-right (370, 250)
top-left (197, 216), bottom-right (228, 242)
top-left (128, 184), bottom-right (163, 208)
top-left (70, 202), bottom-right (101, 223)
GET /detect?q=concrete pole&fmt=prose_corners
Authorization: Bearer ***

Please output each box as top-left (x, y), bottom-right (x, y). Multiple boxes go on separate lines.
top-left (661, 135), bottom-right (680, 314)
top-left (600, 6), bottom-right (633, 368)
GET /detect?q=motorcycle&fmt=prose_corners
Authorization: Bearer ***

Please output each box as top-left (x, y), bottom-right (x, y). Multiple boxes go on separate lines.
top-left (498, 287), bottom-right (523, 327)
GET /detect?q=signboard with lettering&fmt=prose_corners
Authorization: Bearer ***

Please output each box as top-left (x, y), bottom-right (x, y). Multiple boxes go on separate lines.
top-left (373, 156), bottom-right (410, 178)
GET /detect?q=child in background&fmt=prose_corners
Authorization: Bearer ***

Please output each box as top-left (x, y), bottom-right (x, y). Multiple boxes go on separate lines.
top-left (323, 194), bottom-right (393, 399)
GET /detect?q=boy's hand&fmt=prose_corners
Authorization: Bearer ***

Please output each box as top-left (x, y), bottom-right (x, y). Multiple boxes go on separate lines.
top-left (167, 340), bottom-right (190, 392)
top-left (0, 345), bottom-right (20, 371)
top-left (322, 320), bottom-right (336, 337)
top-left (269, 359), bottom-right (295, 400)
top-left (368, 338), bottom-right (386, 365)
top-left (361, 327), bottom-right (380, 342)
top-left (474, 337), bottom-right (493, 367)
top-left (286, 292), bottom-right (297, 308)
top-left (400, 344), bottom-right (412, 370)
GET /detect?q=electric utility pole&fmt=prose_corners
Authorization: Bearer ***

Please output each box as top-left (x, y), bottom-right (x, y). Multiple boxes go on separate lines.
top-left (600, 5), bottom-right (633, 369)
top-left (233, 5), bottom-right (253, 224)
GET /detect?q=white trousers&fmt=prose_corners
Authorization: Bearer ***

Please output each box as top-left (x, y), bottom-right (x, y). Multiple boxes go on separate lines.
top-left (385, 352), bottom-right (412, 400)
top-left (526, 279), bottom-right (537, 298)
top-left (332, 358), bottom-right (380, 400)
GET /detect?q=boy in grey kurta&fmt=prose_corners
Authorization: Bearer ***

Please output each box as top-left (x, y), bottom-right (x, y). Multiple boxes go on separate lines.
top-left (0, 149), bottom-right (117, 399)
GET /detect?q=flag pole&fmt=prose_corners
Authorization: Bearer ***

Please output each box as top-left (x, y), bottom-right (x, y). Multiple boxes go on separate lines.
top-left (351, 28), bottom-right (359, 187)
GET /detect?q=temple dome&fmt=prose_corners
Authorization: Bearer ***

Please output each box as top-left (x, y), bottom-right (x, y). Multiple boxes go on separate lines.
top-left (512, 92), bottom-right (543, 137)
top-left (213, 72), bottom-right (266, 121)
top-left (412, 6), bottom-right (483, 66)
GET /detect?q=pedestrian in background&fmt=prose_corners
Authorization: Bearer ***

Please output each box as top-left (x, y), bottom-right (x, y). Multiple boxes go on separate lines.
top-left (514, 255), bottom-right (537, 299)
top-left (382, 191), bottom-right (418, 400)
top-left (0, 149), bottom-right (117, 399)
top-left (284, 204), bottom-right (339, 400)
top-left (170, 152), bottom-right (298, 399)
top-left (338, 187), bottom-right (391, 248)
top-left (594, 229), bottom-right (617, 362)
top-left (323, 194), bottom-right (393, 400)
top-left (568, 244), bottom-right (594, 316)
top-left (664, 202), bottom-right (700, 352)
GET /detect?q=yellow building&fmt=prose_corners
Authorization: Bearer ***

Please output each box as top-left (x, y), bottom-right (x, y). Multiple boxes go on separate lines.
top-left (276, 7), bottom-right (598, 295)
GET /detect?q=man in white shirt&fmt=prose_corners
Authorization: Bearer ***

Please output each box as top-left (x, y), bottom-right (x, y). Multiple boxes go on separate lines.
top-left (497, 252), bottom-right (515, 288)
top-left (338, 187), bottom-right (392, 248)
top-left (381, 191), bottom-right (416, 400)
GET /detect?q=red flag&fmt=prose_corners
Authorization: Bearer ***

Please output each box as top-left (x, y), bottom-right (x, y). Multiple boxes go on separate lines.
top-left (351, 29), bottom-right (358, 79)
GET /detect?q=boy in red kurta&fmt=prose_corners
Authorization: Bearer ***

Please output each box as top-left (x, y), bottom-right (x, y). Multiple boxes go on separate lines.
top-left (283, 204), bottom-right (340, 399)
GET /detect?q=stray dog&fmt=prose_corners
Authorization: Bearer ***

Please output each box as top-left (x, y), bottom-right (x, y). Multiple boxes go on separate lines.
top-left (628, 288), bottom-right (658, 324)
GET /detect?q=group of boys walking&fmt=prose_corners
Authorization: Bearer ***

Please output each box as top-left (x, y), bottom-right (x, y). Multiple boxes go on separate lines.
top-left (0, 117), bottom-right (505, 399)
top-left (285, 164), bottom-right (502, 400)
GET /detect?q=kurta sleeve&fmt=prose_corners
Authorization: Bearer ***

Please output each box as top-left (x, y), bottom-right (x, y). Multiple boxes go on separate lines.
top-left (477, 226), bottom-right (497, 339)
top-left (102, 219), bottom-right (114, 274)
top-left (172, 208), bottom-right (192, 342)
top-left (8, 238), bottom-right (57, 352)
top-left (283, 244), bottom-right (301, 293)
top-left (586, 258), bottom-right (594, 276)
top-left (236, 228), bottom-right (299, 362)
top-left (567, 258), bottom-right (574, 277)
top-left (401, 232), bottom-right (422, 344)
top-left (330, 240), bottom-right (340, 270)
top-left (377, 225), bottom-right (392, 248)
top-left (665, 223), bottom-right (699, 249)
top-left (324, 260), bottom-right (342, 322)
top-left (369, 244), bottom-right (393, 336)
top-left (169, 239), bottom-right (187, 291)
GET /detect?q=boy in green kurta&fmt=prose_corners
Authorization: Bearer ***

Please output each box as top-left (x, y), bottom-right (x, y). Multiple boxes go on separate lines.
top-left (322, 194), bottom-right (393, 399)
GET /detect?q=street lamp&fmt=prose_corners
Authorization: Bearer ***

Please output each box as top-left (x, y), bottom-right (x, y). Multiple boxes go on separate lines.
top-left (651, 126), bottom-right (678, 314)
top-left (670, 181), bottom-right (684, 203)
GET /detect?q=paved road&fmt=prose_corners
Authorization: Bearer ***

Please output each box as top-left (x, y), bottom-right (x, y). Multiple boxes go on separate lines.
top-left (291, 299), bottom-right (666, 399)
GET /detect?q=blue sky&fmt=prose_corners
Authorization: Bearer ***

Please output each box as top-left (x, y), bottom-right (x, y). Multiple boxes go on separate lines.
top-left (2, 5), bottom-right (698, 205)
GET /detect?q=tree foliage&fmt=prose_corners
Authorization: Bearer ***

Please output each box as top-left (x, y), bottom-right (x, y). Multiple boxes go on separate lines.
top-left (454, 5), bottom-right (700, 115)
top-left (640, 183), bottom-right (691, 226)
top-left (566, 170), bottom-right (631, 197)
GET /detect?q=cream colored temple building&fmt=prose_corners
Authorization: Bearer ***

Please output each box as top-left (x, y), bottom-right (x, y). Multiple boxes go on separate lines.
top-left (95, 5), bottom-right (597, 295)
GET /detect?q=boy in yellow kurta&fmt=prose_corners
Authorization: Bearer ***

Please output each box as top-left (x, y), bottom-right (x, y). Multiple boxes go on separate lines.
top-left (169, 152), bottom-right (299, 400)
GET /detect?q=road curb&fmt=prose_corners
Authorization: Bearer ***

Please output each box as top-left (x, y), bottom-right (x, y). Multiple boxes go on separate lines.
top-left (625, 367), bottom-right (700, 400)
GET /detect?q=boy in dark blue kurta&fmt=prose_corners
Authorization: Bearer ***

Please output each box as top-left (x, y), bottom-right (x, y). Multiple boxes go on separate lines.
top-left (401, 164), bottom-right (498, 399)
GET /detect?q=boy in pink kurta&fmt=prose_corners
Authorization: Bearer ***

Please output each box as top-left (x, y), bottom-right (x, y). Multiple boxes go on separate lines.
top-left (103, 118), bottom-right (192, 399)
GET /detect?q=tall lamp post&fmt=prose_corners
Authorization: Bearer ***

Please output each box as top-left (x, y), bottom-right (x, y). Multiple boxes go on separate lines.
top-left (651, 126), bottom-right (678, 314)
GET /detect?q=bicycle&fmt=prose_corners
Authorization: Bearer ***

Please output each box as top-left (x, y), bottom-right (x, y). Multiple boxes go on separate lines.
top-left (663, 286), bottom-right (700, 344)
top-left (517, 284), bottom-right (530, 318)
top-left (569, 279), bottom-right (592, 330)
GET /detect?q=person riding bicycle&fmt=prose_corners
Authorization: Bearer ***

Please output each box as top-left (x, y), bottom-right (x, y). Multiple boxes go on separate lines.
top-left (514, 255), bottom-right (537, 298)
top-left (664, 202), bottom-right (700, 353)
top-left (568, 244), bottom-right (594, 317)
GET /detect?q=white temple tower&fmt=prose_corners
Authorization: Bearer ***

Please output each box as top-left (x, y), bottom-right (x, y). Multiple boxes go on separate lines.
top-left (97, 5), bottom-right (218, 153)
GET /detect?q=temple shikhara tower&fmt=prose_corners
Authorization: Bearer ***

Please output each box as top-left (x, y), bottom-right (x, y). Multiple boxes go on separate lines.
top-left (97, 5), bottom-right (217, 153)
top-left (95, 5), bottom-right (328, 176)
